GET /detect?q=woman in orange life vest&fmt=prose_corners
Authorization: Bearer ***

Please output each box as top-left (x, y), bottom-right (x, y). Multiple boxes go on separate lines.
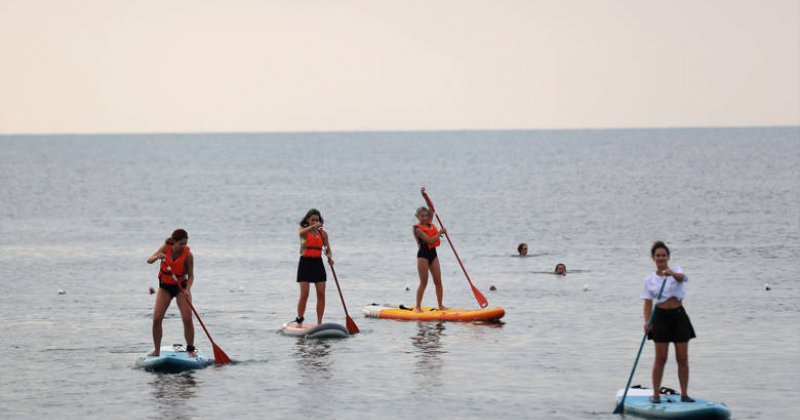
top-left (295, 209), bottom-right (333, 325)
top-left (145, 229), bottom-right (196, 357)
top-left (413, 200), bottom-right (447, 313)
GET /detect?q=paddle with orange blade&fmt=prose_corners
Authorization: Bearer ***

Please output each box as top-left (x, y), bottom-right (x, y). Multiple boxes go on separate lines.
top-left (326, 249), bottom-right (360, 334)
top-left (421, 188), bottom-right (489, 308)
top-left (164, 264), bottom-right (232, 365)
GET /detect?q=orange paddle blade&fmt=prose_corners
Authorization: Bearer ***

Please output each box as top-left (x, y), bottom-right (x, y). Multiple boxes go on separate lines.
top-left (472, 285), bottom-right (489, 308)
top-left (213, 344), bottom-right (232, 365)
top-left (345, 316), bottom-right (360, 335)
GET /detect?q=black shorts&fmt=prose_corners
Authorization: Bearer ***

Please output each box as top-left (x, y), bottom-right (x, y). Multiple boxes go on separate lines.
top-left (297, 256), bottom-right (326, 283)
top-left (648, 306), bottom-right (696, 343)
top-left (159, 279), bottom-right (187, 298)
top-left (417, 246), bottom-right (438, 264)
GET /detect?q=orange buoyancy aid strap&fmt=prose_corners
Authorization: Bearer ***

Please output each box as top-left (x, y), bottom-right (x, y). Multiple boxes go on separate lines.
top-left (301, 232), bottom-right (324, 258)
top-left (159, 245), bottom-right (190, 284)
top-left (415, 223), bottom-right (440, 249)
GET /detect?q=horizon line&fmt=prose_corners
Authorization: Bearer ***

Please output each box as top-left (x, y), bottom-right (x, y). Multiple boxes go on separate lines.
top-left (0, 124), bottom-right (797, 137)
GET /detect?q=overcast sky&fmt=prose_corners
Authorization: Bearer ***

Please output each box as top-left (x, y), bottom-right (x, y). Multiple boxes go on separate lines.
top-left (1, 0), bottom-right (797, 134)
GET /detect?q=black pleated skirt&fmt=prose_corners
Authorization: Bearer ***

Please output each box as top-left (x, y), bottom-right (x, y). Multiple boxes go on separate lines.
top-left (648, 306), bottom-right (696, 343)
top-left (297, 256), bottom-right (326, 283)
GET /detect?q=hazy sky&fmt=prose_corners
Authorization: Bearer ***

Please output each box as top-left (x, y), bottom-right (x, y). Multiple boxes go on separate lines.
top-left (1, 0), bottom-right (797, 134)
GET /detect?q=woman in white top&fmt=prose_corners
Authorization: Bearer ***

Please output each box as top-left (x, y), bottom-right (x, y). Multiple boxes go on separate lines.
top-left (641, 241), bottom-right (696, 404)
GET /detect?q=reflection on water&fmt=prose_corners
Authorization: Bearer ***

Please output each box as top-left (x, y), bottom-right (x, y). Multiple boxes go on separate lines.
top-left (410, 322), bottom-right (446, 390)
top-left (292, 338), bottom-right (333, 386)
top-left (149, 372), bottom-right (199, 420)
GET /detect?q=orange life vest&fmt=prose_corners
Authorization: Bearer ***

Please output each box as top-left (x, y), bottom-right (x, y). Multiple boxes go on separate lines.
top-left (301, 231), bottom-right (324, 258)
top-left (415, 223), bottom-right (440, 249)
top-left (159, 244), bottom-right (190, 284)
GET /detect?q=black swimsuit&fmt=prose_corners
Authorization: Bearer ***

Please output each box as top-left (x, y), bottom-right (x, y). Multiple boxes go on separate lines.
top-left (416, 234), bottom-right (438, 264)
top-left (159, 278), bottom-right (187, 298)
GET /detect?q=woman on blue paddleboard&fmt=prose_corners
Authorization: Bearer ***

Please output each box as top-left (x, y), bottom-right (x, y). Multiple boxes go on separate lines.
top-left (294, 209), bottom-right (333, 325)
top-left (146, 229), bottom-right (196, 357)
top-left (642, 241), bottom-right (696, 403)
top-left (413, 188), bottom-right (447, 312)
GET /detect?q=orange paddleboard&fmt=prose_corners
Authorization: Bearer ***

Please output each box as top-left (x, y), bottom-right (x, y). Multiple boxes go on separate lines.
top-left (362, 304), bottom-right (504, 322)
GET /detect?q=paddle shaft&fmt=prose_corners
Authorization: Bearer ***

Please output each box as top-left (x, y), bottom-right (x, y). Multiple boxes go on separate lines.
top-left (433, 214), bottom-right (480, 293)
top-left (613, 275), bottom-right (669, 414)
top-left (328, 266), bottom-right (349, 317)
top-left (325, 247), bottom-right (359, 334)
top-left (422, 191), bottom-right (488, 308)
top-left (163, 263), bottom-right (231, 364)
top-left (176, 282), bottom-right (217, 348)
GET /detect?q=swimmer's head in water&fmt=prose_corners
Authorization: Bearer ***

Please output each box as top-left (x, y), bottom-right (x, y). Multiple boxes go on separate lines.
top-left (554, 263), bottom-right (567, 275)
top-left (415, 206), bottom-right (431, 223)
top-left (517, 242), bottom-right (528, 256)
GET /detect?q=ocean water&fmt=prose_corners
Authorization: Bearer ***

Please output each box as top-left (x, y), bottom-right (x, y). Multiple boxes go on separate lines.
top-left (0, 127), bottom-right (798, 419)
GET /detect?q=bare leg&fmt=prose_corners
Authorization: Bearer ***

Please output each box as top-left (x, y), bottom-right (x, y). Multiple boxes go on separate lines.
top-left (297, 282), bottom-right (310, 321)
top-left (314, 282), bottom-right (326, 324)
top-left (415, 258), bottom-right (430, 312)
top-left (675, 342), bottom-right (690, 396)
top-left (176, 291), bottom-right (195, 356)
top-left (149, 289), bottom-right (173, 356)
top-left (429, 258), bottom-right (446, 310)
top-left (652, 342), bottom-right (669, 399)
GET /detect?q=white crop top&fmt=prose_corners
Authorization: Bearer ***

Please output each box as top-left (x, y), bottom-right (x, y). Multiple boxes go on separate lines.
top-left (640, 266), bottom-right (688, 304)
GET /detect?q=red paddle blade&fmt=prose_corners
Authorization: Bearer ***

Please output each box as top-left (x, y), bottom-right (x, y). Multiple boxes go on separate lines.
top-left (472, 285), bottom-right (489, 308)
top-left (213, 344), bottom-right (232, 365)
top-left (345, 316), bottom-right (360, 335)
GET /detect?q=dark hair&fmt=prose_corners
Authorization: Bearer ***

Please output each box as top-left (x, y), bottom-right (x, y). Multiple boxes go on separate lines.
top-left (415, 206), bottom-right (429, 217)
top-left (517, 243), bottom-right (528, 253)
top-left (300, 209), bottom-right (324, 227)
top-left (650, 241), bottom-right (670, 257)
top-left (166, 228), bottom-right (188, 245)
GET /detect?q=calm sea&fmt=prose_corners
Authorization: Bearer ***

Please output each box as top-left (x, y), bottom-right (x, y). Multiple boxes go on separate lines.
top-left (0, 127), bottom-right (798, 419)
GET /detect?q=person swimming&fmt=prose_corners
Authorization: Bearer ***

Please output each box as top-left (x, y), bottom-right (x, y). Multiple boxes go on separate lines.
top-left (554, 263), bottom-right (567, 275)
top-left (517, 243), bottom-right (528, 257)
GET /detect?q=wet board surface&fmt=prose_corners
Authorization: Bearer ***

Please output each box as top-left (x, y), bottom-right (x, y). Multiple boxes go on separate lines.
top-left (279, 322), bottom-right (349, 338)
top-left (362, 304), bottom-right (505, 322)
top-left (136, 345), bottom-right (213, 373)
top-left (615, 387), bottom-right (731, 419)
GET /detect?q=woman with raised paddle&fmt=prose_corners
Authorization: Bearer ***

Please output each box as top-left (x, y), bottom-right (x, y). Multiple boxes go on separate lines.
top-left (146, 229), bottom-right (196, 357)
top-left (413, 188), bottom-right (447, 312)
top-left (641, 241), bottom-right (696, 403)
top-left (294, 209), bottom-right (333, 325)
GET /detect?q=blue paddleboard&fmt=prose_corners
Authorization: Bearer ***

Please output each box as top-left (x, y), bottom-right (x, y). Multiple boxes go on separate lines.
top-left (615, 387), bottom-right (731, 419)
top-left (279, 322), bottom-right (349, 339)
top-left (136, 344), bottom-right (213, 373)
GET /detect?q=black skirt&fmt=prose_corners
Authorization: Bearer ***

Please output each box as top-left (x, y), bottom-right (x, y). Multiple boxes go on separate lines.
top-left (648, 306), bottom-right (696, 343)
top-left (297, 256), bottom-right (326, 283)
